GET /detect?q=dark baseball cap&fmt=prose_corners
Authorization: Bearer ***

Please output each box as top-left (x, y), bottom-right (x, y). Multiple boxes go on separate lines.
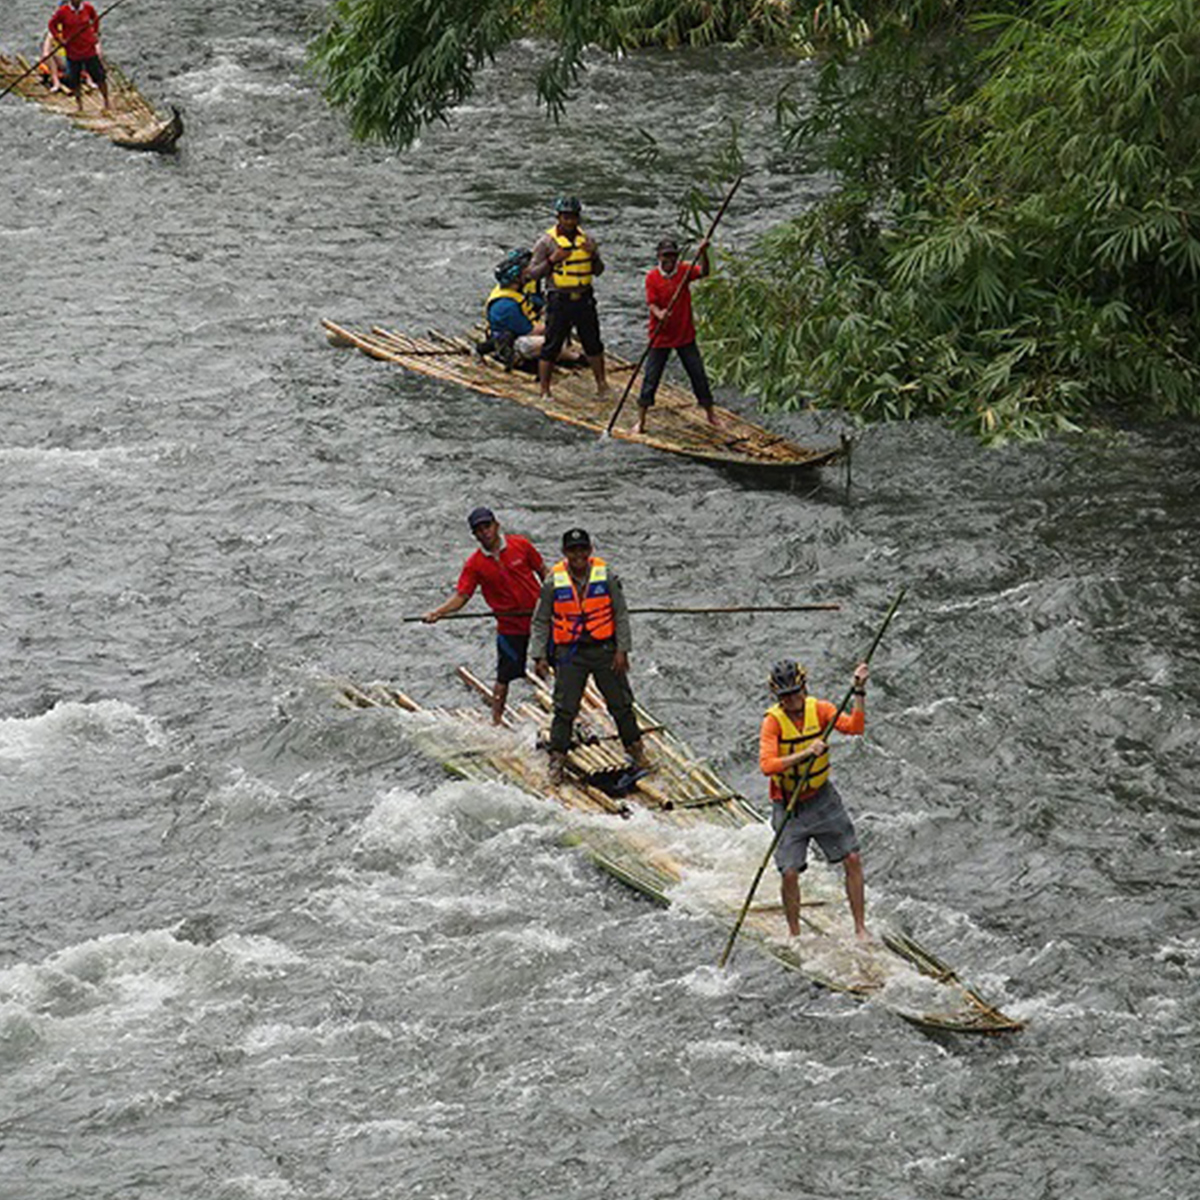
top-left (562, 527), bottom-right (591, 549)
top-left (467, 506), bottom-right (496, 529)
top-left (656, 238), bottom-right (680, 255)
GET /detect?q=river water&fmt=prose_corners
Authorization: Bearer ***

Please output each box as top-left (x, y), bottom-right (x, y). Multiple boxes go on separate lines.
top-left (3, 3), bottom-right (1199, 1198)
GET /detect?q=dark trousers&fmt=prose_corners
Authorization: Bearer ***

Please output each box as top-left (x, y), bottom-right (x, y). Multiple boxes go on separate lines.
top-left (540, 290), bottom-right (603, 360)
top-left (638, 341), bottom-right (713, 408)
top-left (65, 55), bottom-right (106, 89)
top-left (549, 639), bottom-right (640, 752)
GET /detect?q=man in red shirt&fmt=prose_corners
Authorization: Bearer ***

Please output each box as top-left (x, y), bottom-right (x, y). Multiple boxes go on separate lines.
top-left (48, 0), bottom-right (111, 114)
top-left (634, 236), bottom-right (716, 434)
top-left (423, 507), bottom-right (547, 724)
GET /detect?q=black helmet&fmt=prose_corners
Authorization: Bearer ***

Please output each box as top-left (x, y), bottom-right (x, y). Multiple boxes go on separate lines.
top-left (554, 195), bottom-right (582, 215)
top-left (768, 659), bottom-right (808, 697)
top-left (494, 247), bottom-right (532, 287)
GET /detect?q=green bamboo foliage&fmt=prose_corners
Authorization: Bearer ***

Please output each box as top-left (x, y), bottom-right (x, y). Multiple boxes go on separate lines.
top-left (308, 0), bottom-right (527, 146)
top-left (701, 0), bottom-right (1200, 440)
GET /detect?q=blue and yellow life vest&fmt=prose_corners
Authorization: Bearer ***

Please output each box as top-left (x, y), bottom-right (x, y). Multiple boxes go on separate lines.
top-left (484, 282), bottom-right (541, 327)
top-left (545, 224), bottom-right (595, 290)
top-left (767, 697), bottom-right (830, 799)
top-left (550, 556), bottom-right (615, 645)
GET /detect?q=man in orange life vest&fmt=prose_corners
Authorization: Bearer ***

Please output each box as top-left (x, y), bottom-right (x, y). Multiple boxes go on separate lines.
top-left (759, 657), bottom-right (871, 940)
top-left (530, 528), bottom-right (647, 785)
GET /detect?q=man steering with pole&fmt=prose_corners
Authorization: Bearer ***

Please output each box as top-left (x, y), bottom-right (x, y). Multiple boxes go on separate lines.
top-left (720, 589), bottom-right (904, 968)
top-left (760, 657), bottom-right (870, 940)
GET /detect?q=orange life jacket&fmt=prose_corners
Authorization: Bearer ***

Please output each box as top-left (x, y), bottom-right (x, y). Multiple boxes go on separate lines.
top-left (550, 556), bottom-right (615, 645)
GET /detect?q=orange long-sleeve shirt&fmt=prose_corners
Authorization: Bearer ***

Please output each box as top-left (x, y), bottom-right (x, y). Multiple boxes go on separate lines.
top-left (759, 699), bottom-right (865, 801)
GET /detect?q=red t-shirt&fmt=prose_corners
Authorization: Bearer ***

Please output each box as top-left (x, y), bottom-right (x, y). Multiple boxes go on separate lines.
top-left (646, 262), bottom-right (703, 348)
top-left (49, 3), bottom-right (100, 60)
top-left (456, 534), bottom-right (545, 636)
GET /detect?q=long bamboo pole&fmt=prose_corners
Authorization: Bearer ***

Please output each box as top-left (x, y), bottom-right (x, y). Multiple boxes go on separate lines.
top-left (404, 601), bottom-right (839, 624)
top-left (600, 174), bottom-right (744, 437)
top-left (0, 0), bottom-right (130, 101)
top-left (717, 588), bottom-right (906, 969)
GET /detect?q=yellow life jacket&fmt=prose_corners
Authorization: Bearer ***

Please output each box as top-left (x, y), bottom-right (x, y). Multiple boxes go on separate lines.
top-left (37, 44), bottom-right (66, 74)
top-left (484, 282), bottom-right (540, 327)
top-left (550, 556), bottom-right (615, 645)
top-left (545, 224), bottom-right (594, 290)
top-left (767, 697), bottom-right (830, 800)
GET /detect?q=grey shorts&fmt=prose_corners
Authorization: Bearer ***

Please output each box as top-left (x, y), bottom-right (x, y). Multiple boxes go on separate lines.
top-left (771, 781), bottom-right (859, 874)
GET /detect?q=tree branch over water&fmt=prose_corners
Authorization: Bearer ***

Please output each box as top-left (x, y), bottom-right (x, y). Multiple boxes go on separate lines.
top-left (307, 0), bottom-right (831, 148)
top-left (703, 0), bottom-right (1200, 441)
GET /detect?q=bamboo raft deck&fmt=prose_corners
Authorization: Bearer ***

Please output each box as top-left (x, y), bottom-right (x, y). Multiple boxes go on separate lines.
top-left (1, 54), bottom-right (182, 151)
top-left (339, 668), bottom-right (1023, 1035)
top-left (321, 319), bottom-right (840, 477)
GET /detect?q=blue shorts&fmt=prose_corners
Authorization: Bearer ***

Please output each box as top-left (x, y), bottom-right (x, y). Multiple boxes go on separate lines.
top-left (495, 634), bottom-right (530, 684)
top-left (771, 782), bottom-right (859, 874)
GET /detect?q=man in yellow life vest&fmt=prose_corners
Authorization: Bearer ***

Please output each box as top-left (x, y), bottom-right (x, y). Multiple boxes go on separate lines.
top-left (38, 28), bottom-right (69, 92)
top-left (759, 658), bottom-right (871, 941)
top-left (530, 528), bottom-right (648, 786)
top-left (526, 196), bottom-right (609, 403)
top-left (483, 249), bottom-right (545, 369)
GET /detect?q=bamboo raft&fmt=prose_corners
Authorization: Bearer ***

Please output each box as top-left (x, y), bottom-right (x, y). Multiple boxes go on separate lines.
top-left (321, 319), bottom-right (840, 477)
top-left (339, 668), bottom-right (1023, 1035)
top-left (0, 53), bottom-right (183, 151)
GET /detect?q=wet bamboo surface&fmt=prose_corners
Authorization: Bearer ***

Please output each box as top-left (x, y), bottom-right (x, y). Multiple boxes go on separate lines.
top-left (321, 319), bottom-right (840, 475)
top-left (0, 54), bottom-right (181, 150)
top-left (339, 670), bottom-right (1023, 1034)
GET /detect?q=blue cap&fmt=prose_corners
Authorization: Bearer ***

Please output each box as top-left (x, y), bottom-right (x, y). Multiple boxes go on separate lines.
top-left (468, 506), bottom-right (496, 529)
